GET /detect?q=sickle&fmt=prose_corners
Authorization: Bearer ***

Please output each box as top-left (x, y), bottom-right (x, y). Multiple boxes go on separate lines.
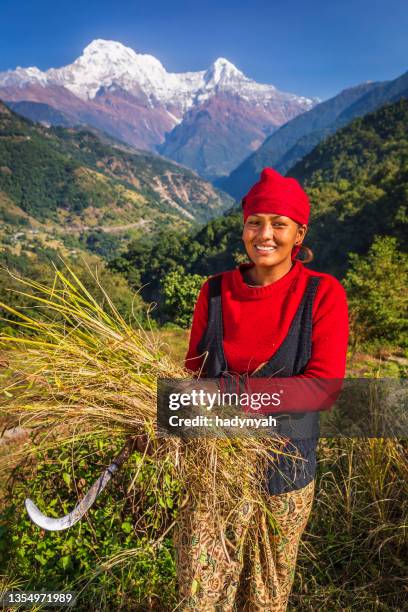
top-left (25, 437), bottom-right (137, 531)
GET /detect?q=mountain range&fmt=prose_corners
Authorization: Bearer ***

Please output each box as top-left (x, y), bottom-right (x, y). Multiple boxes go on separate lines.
top-left (218, 69), bottom-right (408, 198)
top-left (0, 39), bottom-right (318, 180)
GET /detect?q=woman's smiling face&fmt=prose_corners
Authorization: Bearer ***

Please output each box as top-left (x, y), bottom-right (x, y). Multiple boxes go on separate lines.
top-left (242, 213), bottom-right (307, 266)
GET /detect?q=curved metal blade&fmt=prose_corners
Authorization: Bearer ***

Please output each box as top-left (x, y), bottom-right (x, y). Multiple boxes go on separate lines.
top-left (25, 437), bottom-right (137, 531)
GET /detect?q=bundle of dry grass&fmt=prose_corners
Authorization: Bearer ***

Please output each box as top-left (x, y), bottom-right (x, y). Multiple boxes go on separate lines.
top-left (0, 258), bottom-right (288, 562)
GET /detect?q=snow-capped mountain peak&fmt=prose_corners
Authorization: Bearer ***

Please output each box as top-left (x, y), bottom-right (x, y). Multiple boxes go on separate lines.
top-left (0, 65), bottom-right (48, 88)
top-left (204, 57), bottom-right (245, 84)
top-left (0, 38), bottom-right (320, 182)
top-left (81, 38), bottom-right (139, 60)
top-left (47, 39), bottom-right (169, 101)
top-left (0, 38), bottom-right (318, 128)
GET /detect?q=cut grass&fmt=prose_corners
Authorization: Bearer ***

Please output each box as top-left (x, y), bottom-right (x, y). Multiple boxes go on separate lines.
top-left (0, 259), bottom-right (289, 606)
top-left (0, 261), bottom-right (406, 610)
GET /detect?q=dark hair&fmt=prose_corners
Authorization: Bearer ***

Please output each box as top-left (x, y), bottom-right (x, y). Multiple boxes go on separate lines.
top-left (296, 223), bottom-right (313, 263)
top-left (297, 245), bottom-right (314, 263)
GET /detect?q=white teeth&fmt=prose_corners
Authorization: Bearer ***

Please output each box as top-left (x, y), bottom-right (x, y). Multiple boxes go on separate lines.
top-left (255, 245), bottom-right (276, 251)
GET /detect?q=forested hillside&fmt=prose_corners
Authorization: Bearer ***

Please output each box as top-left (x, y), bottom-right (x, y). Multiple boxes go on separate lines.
top-left (111, 98), bottom-right (408, 311)
top-left (0, 101), bottom-right (233, 330)
top-left (288, 98), bottom-right (407, 276)
top-left (218, 69), bottom-right (408, 199)
top-left (0, 101), bottom-right (233, 234)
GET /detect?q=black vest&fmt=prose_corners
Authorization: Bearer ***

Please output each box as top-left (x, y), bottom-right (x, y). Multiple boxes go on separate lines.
top-left (197, 272), bottom-right (321, 494)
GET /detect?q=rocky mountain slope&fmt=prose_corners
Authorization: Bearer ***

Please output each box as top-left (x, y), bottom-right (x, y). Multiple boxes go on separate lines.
top-left (0, 39), bottom-right (318, 179)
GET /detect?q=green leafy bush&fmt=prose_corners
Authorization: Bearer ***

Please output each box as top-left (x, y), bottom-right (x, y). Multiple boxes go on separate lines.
top-left (0, 436), bottom-right (180, 610)
top-left (160, 266), bottom-right (205, 328)
top-left (344, 235), bottom-right (408, 346)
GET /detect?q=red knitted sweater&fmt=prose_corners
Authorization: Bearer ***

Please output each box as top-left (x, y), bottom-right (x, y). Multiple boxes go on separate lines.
top-left (185, 260), bottom-right (349, 379)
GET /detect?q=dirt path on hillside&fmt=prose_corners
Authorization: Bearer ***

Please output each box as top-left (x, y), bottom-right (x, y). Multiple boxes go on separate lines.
top-left (58, 219), bottom-right (151, 234)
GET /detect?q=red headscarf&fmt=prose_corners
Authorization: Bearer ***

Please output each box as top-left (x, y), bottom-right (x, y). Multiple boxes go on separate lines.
top-left (242, 167), bottom-right (310, 260)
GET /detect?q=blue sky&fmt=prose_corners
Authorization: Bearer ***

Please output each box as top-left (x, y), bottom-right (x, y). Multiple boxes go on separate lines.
top-left (1, 0), bottom-right (407, 100)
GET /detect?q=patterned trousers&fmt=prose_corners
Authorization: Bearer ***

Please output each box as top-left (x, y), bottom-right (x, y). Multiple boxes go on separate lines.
top-left (173, 479), bottom-right (315, 612)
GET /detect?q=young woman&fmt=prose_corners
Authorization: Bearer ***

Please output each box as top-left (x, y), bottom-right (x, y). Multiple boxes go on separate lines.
top-left (177, 167), bottom-right (349, 611)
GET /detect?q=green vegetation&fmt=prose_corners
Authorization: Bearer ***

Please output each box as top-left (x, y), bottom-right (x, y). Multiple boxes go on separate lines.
top-left (0, 135), bottom-right (90, 220)
top-left (0, 324), bottom-right (406, 610)
top-left (289, 98), bottom-right (408, 277)
top-left (0, 102), bottom-right (235, 333)
top-left (110, 212), bottom-right (244, 312)
top-left (160, 266), bottom-right (204, 327)
top-left (0, 436), bottom-right (179, 611)
top-left (344, 236), bottom-right (408, 347)
top-left (82, 230), bottom-right (126, 261)
top-left (292, 438), bottom-right (407, 611)
top-left (1, 404), bottom-right (406, 610)
top-left (0, 101), bottom-right (233, 238)
top-left (0, 249), bottom-right (145, 333)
